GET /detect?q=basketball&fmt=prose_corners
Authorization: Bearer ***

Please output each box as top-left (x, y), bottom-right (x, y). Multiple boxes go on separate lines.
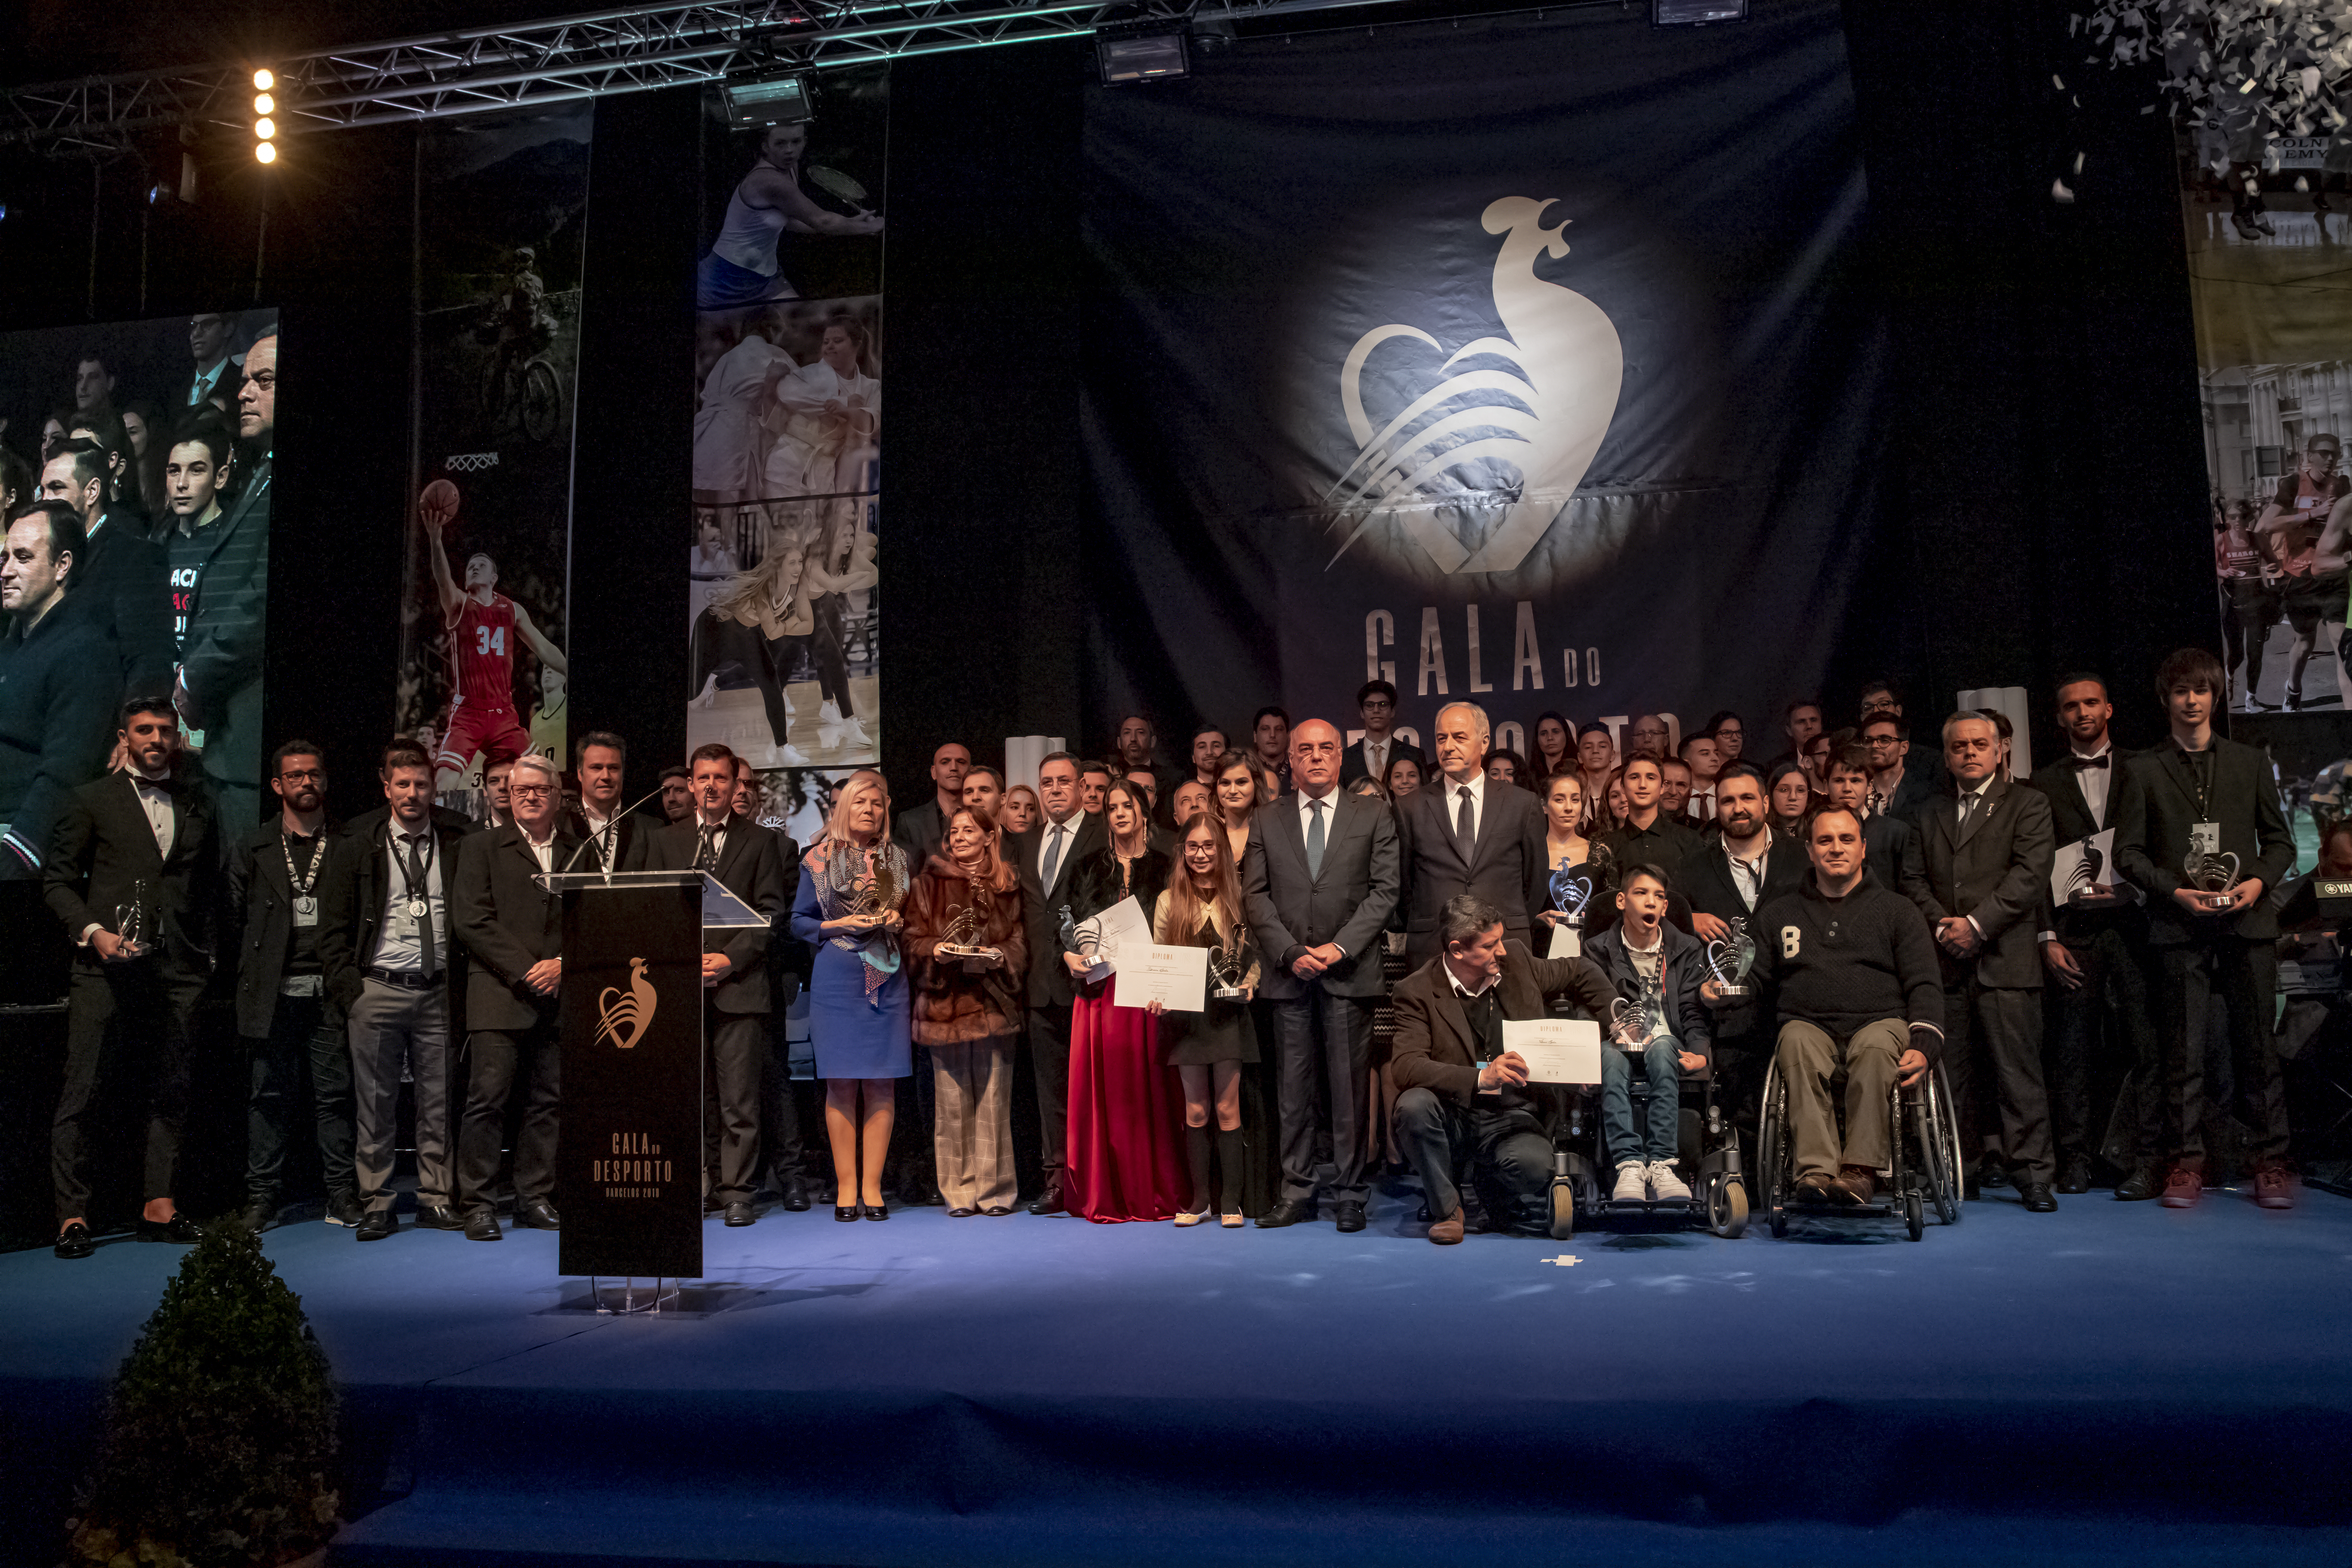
top-left (420, 477), bottom-right (460, 526)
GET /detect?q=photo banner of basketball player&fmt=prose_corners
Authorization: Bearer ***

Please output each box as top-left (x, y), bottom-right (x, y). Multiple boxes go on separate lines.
top-left (396, 105), bottom-right (594, 815)
top-left (2180, 132), bottom-right (2352, 718)
top-left (0, 309), bottom-right (279, 864)
top-left (1078, 1), bottom-right (1881, 760)
top-left (689, 65), bottom-right (884, 785)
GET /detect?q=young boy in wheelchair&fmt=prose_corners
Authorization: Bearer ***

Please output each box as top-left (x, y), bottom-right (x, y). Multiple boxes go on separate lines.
top-left (1581, 864), bottom-right (1712, 1202)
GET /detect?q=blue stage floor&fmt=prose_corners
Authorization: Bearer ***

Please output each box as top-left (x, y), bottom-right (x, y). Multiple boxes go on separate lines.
top-left (4, 1186), bottom-right (2350, 1566)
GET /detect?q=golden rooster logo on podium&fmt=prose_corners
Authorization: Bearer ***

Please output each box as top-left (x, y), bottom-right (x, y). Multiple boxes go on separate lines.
top-left (595, 957), bottom-right (659, 1050)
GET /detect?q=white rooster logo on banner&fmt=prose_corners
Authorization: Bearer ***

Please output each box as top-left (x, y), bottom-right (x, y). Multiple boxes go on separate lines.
top-left (1325, 197), bottom-right (1623, 575)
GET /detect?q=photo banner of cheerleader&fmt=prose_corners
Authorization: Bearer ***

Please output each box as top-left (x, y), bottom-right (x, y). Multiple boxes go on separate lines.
top-left (1078, 0), bottom-right (1882, 753)
top-left (395, 105), bottom-right (594, 819)
top-left (690, 66), bottom-right (886, 825)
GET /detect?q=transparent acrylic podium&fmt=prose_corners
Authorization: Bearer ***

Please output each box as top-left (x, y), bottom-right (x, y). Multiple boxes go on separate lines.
top-left (536, 868), bottom-right (768, 1313)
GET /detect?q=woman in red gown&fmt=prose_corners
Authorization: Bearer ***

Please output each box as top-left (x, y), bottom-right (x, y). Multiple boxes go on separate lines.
top-left (1061, 780), bottom-right (1188, 1222)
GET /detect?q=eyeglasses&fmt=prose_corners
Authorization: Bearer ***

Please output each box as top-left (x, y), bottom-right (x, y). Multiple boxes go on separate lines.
top-left (278, 768), bottom-right (324, 781)
top-left (1864, 734), bottom-right (1903, 747)
top-left (508, 784), bottom-right (554, 800)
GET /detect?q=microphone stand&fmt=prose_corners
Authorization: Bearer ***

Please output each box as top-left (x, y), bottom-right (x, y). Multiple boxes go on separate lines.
top-left (551, 783), bottom-right (672, 883)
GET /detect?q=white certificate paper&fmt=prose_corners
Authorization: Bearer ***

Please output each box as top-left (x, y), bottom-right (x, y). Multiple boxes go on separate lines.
top-left (2050, 829), bottom-right (2115, 904)
top-left (1087, 895), bottom-right (1152, 968)
top-left (1502, 1018), bottom-right (1603, 1084)
top-left (1115, 943), bottom-right (1209, 1013)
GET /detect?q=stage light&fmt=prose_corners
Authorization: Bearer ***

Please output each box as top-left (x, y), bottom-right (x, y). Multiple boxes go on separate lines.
top-left (721, 68), bottom-right (812, 128)
top-left (1096, 30), bottom-right (1188, 84)
top-left (253, 68), bottom-right (274, 90)
top-left (1652, 0), bottom-right (1747, 21)
top-left (256, 118), bottom-right (276, 140)
top-left (256, 142), bottom-right (277, 164)
top-left (255, 92), bottom-right (274, 114)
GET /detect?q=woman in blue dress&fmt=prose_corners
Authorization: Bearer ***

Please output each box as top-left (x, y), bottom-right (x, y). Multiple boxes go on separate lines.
top-left (791, 769), bottom-right (913, 1221)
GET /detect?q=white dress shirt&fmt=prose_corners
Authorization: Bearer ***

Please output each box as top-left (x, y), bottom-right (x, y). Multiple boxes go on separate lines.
top-left (2070, 744), bottom-right (2114, 829)
top-left (1722, 834), bottom-right (1772, 912)
top-left (1443, 770), bottom-right (1488, 844)
top-left (131, 771), bottom-right (175, 859)
top-left (373, 825), bottom-right (447, 973)
top-left (1295, 784), bottom-right (1341, 845)
top-left (1361, 735), bottom-right (1392, 783)
top-left (1038, 812), bottom-right (1080, 893)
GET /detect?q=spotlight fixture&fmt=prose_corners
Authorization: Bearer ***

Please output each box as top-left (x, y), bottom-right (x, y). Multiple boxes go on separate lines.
top-left (721, 67), bottom-right (812, 128)
top-left (256, 143), bottom-right (277, 164)
top-left (253, 70), bottom-right (279, 164)
top-left (1096, 29), bottom-right (1188, 85)
top-left (253, 68), bottom-right (274, 90)
top-left (1652, 0), bottom-right (1747, 21)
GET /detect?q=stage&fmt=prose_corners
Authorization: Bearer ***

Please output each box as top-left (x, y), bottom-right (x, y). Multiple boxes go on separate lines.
top-left (4, 1188), bottom-right (2350, 1567)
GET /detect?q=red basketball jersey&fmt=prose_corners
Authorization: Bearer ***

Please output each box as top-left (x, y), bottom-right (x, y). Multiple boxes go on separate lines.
top-left (449, 592), bottom-right (520, 709)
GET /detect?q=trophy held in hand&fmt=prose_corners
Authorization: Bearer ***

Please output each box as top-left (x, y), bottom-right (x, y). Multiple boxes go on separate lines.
top-left (1704, 916), bottom-right (1758, 1002)
top-left (1209, 931), bottom-right (1251, 1001)
top-left (937, 902), bottom-right (995, 969)
top-left (1059, 905), bottom-right (1113, 984)
top-left (1548, 864), bottom-right (1595, 931)
top-left (2183, 849), bottom-right (2243, 913)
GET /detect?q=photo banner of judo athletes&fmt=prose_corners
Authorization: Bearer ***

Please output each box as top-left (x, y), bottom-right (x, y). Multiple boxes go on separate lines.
top-left (0, 311), bottom-right (279, 861)
top-left (1080, 0), bottom-right (1883, 761)
top-left (689, 65), bottom-right (886, 826)
top-left (395, 105), bottom-right (593, 820)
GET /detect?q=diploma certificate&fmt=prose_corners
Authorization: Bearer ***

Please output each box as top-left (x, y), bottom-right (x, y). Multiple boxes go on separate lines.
top-left (1501, 1018), bottom-right (1603, 1084)
top-left (1115, 943), bottom-right (1209, 1013)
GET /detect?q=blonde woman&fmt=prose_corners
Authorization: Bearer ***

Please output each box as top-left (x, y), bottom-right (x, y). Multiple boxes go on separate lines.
top-left (1149, 814), bottom-right (1261, 1226)
top-left (790, 770), bottom-right (912, 1220)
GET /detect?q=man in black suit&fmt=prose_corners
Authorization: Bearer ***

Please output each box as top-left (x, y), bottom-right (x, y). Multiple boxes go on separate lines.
top-left (449, 751), bottom-right (576, 1240)
top-left (1822, 743), bottom-right (1929, 901)
top-left (175, 335), bottom-right (275, 832)
top-left (226, 740), bottom-right (356, 1231)
top-left (1678, 762), bottom-right (1803, 1117)
top-left (318, 742), bottom-right (473, 1240)
top-left (1242, 717), bottom-right (1401, 1231)
top-left (1011, 750), bottom-right (1106, 1213)
top-left (1394, 700), bottom-right (1547, 966)
top-left (892, 740), bottom-right (970, 866)
top-left (1, 502), bottom-right (114, 879)
top-left (39, 440), bottom-right (172, 700)
top-left (2115, 648), bottom-right (2298, 1209)
top-left (646, 742), bottom-right (790, 1226)
top-left (44, 696), bottom-right (221, 1258)
top-left (1859, 715), bottom-right (1937, 825)
top-left (564, 730), bottom-right (651, 874)
top-left (1389, 894), bottom-right (1617, 1243)
top-left (1339, 679), bottom-right (1426, 787)
top-left (2027, 674), bottom-right (2157, 1195)
top-left (1909, 711), bottom-right (2059, 1208)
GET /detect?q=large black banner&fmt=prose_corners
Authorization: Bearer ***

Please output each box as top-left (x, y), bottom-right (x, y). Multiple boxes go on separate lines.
top-left (1082, 0), bottom-right (1880, 759)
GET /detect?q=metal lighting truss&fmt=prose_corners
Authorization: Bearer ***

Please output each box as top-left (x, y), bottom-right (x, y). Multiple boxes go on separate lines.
top-left (0, 0), bottom-right (1413, 153)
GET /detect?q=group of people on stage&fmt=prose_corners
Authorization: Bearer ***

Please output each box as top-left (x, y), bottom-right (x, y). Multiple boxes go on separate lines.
top-left (21, 645), bottom-right (2314, 1260)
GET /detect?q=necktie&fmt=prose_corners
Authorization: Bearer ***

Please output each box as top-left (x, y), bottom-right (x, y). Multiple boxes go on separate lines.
top-left (1042, 823), bottom-right (1067, 891)
top-left (695, 826), bottom-right (719, 872)
top-left (1457, 785), bottom-right (1476, 846)
top-left (1957, 791), bottom-right (1978, 834)
top-left (1306, 798), bottom-right (1327, 878)
top-left (401, 834), bottom-right (437, 972)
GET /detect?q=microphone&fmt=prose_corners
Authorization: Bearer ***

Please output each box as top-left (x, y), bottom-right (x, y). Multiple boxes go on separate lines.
top-left (553, 783), bottom-right (672, 881)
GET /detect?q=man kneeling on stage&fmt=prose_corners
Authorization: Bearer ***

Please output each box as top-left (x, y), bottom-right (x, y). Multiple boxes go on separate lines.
top-left (1715, 805), bottom-right (1943, 1205)
top-left (1390, 894), bottom-right (1617, 1244)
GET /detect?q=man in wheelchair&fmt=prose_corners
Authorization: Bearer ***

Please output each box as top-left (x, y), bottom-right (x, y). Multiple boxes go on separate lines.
top-left (1390, 894), bottom-right (1619, 1243)
top-left (1582, 863), bottom-right (1710, 1202)
top-left (1710, 806), bottom-right (1944, 1205)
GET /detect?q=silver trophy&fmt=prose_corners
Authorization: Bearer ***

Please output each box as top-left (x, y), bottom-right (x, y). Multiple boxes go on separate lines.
top-left (1059, 904), bottom-right (1113, 982)
top-left (2183, 848), bottom-right (2243, 912)
top-left (937, 903), bottom-right (993, 965)
top-left (1607, 995), bottom-right (1649, 1048)
top-left (1547, 864), bottom-right (1595, 931)
top-left (113, 877), bottom-right (151, 957)
top-left (1208, 933), bottom-right (1251, 1001)
top-left (1703, 917), bottom-right (1758, 1001)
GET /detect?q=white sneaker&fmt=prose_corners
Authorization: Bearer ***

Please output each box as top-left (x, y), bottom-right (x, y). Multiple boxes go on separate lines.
top-left (838, 717), bottom-right (873, 750)
top-left (819, 700), bottom-right (843, 724)
top-left (1611, 1163), bottom-right (1649, 1202)
top-left (777, 744), bottom-right (811, 766)
top-left (1648, 1161), bottom-right (1692, 1201)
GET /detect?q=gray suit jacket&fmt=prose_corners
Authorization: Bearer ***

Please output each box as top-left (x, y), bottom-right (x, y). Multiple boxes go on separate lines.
top-left (1242, 789), bottom-right (1400, 1001)
top-left (1393, 776), bottom-right (1549, 966)
top-left (1908, 776), bottom-right (2056, 990)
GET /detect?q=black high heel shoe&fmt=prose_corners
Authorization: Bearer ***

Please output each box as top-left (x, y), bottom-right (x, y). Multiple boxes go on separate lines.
top-left (862, 1201), bottom-right (889, 1221)
top-left (834, 1204), bottom-right (860, 1223)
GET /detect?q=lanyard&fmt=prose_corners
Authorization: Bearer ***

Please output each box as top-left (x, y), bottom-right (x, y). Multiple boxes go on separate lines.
top-left (2179, 747), bottom-right (2215, 821)
top-left (280, 829), bottom-right (324, 898)
top-left (393, 830), bottom-right (435, 903)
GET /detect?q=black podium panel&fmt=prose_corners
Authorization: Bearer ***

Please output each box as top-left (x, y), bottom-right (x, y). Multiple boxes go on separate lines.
top-left (559, 881), bottom-right (703, 1278)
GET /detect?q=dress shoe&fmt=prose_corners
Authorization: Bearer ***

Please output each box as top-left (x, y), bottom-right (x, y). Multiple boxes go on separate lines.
top-left (724, 1201), bottom-right (756, 1227)
top-left (1333, 1201), bottom-right (1366, 1234)
top-left (138, 1213), bottom-right (203, 1244)
top-left (2254, 1161), bottom-right (2296, 1210)
top-left (949, 1206), bottom-right (980, 1218)
top-left (1833, 1166), bottom-right (1878, 1205)
top-left (1416, 1202), bottom-right (1433, 1224)
top-left (1427, 1208), bottom-right (1465, 1245)
top-left (356, 1209), bottom-right (396, 1242)
top-left (54, 1220), bottom-right (94, 1260)
top-left (1219, 1211), bottom-right (1244, 1228)
top-left (463, 1209), bottom-right (503, 1241)
top-left (1257, 1199), bottom-right (1313, 1229)
top-left (414, 1202), bottom-right (464, 1230)
top-left (982, 1205), bottom-right (1014, 1217)
top-left (325, 1193), bottom-right (364, 1228)
top-left (1026, 1186), bottom-right (1066, 1216)
top-left (2114, 1166), bottom-right (2158, 1202)
top-left (923, 1188), bottom-right (947, 1207)
top-left (834, 1205), bottom-right (860, 1223)
top-left (863, 1202), bottom-right (889, 1221)
top-left (515, 1198), bottom-right (561, 1230)
top-left (2159, 1166), bottom-right (2203, 1209)
top-left (239, 1198), bottom-right (277, 1233)
top-left (1977, 1155), bottom-right (2010, 1190)
top-left (2055, 1155), bottom-right (2092, 1195)
top-left (1462, 1205), bottom-right (1495, 1235)
top-left (1795, 1170), bottom-right (1840, 1204)
top-left (2018, 1182), bottom-right (2058, 1213)
top-left (780, 1178), bottom-right (811, 1213)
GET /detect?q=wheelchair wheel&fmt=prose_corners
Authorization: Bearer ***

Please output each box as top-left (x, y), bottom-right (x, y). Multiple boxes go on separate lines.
top-left (1709, 1177), bottom-right (1748, 1238)
top-left (1548, 1180), bottom-right (1575, 1241)
top-left (1758, 1058), bottom-right (1788, 1238)
top-left (1904, 1190), bottom-right (1924, 1240)
top-left (1927, 1061), bottom-right (1963, 1226)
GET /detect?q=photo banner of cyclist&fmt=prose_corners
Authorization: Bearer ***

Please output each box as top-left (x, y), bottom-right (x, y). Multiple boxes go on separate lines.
top-left (1079, 2), bottom-right (1879, 757)
top-left (396, 105), bottom-right (593, 816)
top-left (689, 66), bottom-right (886, 833)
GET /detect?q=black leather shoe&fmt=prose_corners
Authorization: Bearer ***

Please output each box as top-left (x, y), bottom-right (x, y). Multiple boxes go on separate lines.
top-left (1978, 1155), bottom-right (2010, 1190)
top-left (325, 1193), bottom-right (364, 1228)
top-left (2114, 1166), bottom-right (2158, 1202)
top-left (724, 1201), bottom-right (756, 1227)
top-left (948, 1206), bottom-right (979, 1217)
top-left (1333, 1201), bottom-right (1366, 1233)
top-left (414, 1202), bottom-right (464, 1231)
top-left (1258, 1199), bottom-right (1313, 1229)
top-left (240, 1198), bottom-right (276, 1233)
top-left (982, 1205), bottom-right (1013, 1216)
top-left (863, 1202), bottom-right (889, 1221)
top-left (54, 1220), bottom-right (94, 1260)
top-left (923, 1188), bottom-right (947, 1207)
top-left (464, 1209), bottom-right (503, 1241)
top-left (2055, 1155), bottom-right (2092, 1195)
top-left (780, 1178), bottom-right (811, 1213)
top-left (138, 1213), bottom-right (202, 1245)
top-left (1027, 1186), bottom-right (1066, 1216)
top-left (2019, 1183), bottom-right (2058, 1213)
top-left (356, 1209), bottom-right (396, 1242)
top-left (834, 1205), bottom-right (860, 1222)
top-left (515, 1198), bottom-right (561, 1231)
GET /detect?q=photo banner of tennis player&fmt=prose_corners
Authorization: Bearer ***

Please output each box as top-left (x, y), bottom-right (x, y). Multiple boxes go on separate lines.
top-left (1080, 0), bottom-right (1880, 759)
top-left (396, 105), bottom-right (593, 818)
top-left (2182, 134), bottom-right (2352, 719)
top-left (0, 310), bottom-right (279, 862)
top-left (690, 65), bottom-right (885, 819)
